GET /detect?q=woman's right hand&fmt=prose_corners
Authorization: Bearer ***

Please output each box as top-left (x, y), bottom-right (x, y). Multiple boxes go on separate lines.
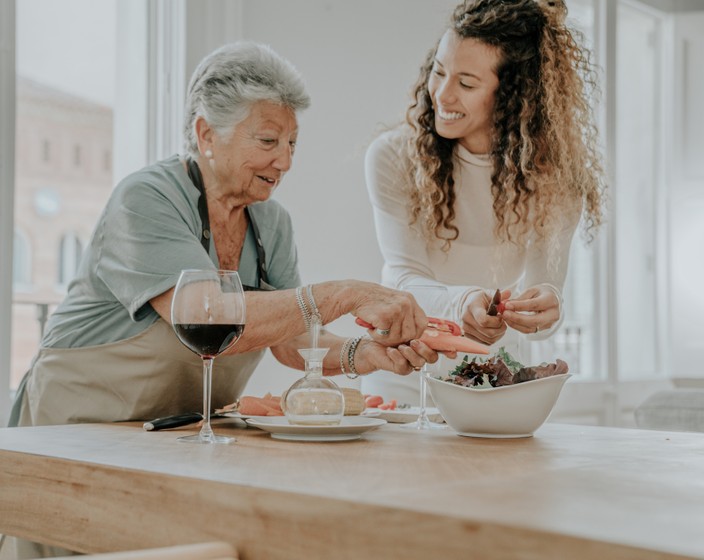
top-left (353, 337), bottom-right (439, 376)
top-left (347, 281), bottom-right (428, 346)
top-left (460, 289), bottom-right (510, 346)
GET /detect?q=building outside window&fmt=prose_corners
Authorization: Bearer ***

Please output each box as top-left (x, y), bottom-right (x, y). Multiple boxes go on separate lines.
top-left (12, 230), bottom-right (32, 291)
top-left (7, 0), bottom-right (122, 395)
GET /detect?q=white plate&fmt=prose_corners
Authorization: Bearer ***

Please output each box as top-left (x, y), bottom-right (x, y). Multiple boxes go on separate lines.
top-left (245, 416), bottom-right (387, 442)
top-left (221, 411), bottom-right (277, 421)
top-left (363, 407), bottom-right (444, 424)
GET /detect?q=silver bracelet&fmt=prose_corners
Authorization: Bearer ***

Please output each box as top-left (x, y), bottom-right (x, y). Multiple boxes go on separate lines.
top-left (295, 286), bottom-right (311, 330)
top-left (340, 337), bottom-right (354, 376)
top-left (306, 284), bottom-right (322, 323)
top-left (346, 335), bottom-right (364, 379)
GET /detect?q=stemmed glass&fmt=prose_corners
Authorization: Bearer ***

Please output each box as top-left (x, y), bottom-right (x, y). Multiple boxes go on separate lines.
top-left (171, 269), bottom-right (246, 444)
top-left (401, 284), bottom-right (448, 431)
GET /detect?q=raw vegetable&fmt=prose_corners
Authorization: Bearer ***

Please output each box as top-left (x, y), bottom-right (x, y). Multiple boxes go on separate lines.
top-left (487, 289), bottom-right (506, 316)
top-left (443, 347), bottom-right (569, 388)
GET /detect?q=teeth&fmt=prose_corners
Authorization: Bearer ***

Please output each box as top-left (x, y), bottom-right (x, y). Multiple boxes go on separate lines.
top-left (438, 109), bottom-right (465, 120)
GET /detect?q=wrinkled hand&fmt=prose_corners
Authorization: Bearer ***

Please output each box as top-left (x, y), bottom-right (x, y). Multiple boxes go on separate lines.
top-left (353, 337), bottom-right (445, 376)
top-left (502, 285), bottom-right (560, 334)
top-left (460, 289), bottom-right (511, 346)
top-left (351, 283), bottom-right (427, 346)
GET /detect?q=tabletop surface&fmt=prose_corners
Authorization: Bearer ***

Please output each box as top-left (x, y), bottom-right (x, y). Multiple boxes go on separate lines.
top-left (1, 420), bottom-right (703, 559)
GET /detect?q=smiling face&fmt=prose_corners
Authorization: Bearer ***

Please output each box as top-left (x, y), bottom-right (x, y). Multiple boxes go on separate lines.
top-left (428, 31), bottom-right (501, 154)
top-left (205, 100), bottom-right (299, 205)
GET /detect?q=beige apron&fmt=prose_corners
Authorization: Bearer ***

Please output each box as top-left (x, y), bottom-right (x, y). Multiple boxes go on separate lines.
top-left (15, 318), bottom-right (264, 427)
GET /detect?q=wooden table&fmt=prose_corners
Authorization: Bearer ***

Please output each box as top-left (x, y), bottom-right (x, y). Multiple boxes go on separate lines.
top-left (1, 420), bottom-right (703, 560)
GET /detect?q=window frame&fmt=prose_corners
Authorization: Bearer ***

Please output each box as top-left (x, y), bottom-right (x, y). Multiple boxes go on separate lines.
top-left (13, 229), bottom-right (32, 291)
top-left (0, 0), bottom-right (17, 420)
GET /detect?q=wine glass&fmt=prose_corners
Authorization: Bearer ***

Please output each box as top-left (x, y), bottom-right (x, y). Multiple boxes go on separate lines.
top-left (401, 284), bottom-right (449, 431)
top-left (171, 269), bottom-right (246, 444)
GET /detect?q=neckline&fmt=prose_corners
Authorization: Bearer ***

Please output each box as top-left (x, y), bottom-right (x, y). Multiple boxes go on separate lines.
top-left (456, 143), bottom-right (492, 167)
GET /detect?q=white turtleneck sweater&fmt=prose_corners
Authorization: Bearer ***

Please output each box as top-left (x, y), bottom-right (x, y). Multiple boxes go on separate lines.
top-left (362, 127), bottom-right (580, 403)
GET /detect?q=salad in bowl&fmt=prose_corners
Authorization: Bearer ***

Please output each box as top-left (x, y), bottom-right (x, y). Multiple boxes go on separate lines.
top-left (427, 349), bottom-right (571, 438)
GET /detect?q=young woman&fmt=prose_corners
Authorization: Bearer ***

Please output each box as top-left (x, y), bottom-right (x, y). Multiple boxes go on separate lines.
top-left (364, 0), bottom-right (605, 402)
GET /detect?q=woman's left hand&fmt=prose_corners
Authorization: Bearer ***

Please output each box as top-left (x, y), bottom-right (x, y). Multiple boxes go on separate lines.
top-left (353, 337), bottom-right (446, 376)
top-left (501, 285), bottom-right (560, 334)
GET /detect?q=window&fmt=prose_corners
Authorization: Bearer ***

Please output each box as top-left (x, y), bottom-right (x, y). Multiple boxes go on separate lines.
top-left (2, 0), bottom-right (150, 405)
top-left (614, 3), bottom-right (662, 379)
top-left (530, 0), bottom-right (601, 378)
top-left (530, 1), bottom-right (667, 388)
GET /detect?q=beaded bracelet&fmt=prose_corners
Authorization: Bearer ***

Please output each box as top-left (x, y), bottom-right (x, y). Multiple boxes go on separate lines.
top-left (346, 335), bottom-right (364, 379)
top-left (295, 286), bottom-right (311, 330)
top-left (340, 337), bottom-right (354, 376)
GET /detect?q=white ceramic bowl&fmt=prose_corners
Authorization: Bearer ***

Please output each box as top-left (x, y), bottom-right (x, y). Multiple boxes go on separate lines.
top-left (426, 374), bottom-right (571, 438)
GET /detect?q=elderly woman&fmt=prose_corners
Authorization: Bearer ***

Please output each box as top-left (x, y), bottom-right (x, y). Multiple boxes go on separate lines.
top-left (9, 42), bottom-right (435, 430)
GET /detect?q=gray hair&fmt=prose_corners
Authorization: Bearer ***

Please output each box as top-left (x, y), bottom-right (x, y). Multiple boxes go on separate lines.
top-left (183, 41), bottom-right (311, 159)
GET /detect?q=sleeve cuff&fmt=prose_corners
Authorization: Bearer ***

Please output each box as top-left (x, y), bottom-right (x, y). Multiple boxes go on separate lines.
top-left (453, 287), bottom-right (485, 327)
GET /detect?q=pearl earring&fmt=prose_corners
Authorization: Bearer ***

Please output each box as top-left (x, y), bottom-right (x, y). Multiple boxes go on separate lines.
top-left (204, 149), bottom-right (215, 172)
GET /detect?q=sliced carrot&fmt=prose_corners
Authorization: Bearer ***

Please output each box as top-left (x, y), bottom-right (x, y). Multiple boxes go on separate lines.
top-left (420, 329), bottom-right (490, 354)
top-left (238, 396), bottom-right (283, 416)
top-left (378, 399), bottom-right (397, 411)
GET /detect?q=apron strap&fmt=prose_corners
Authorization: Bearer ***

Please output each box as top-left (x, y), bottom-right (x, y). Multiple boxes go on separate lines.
top-left (244, 207), bottom-right (269, 286)
top-left (186, 159), bottom-right (269, 287)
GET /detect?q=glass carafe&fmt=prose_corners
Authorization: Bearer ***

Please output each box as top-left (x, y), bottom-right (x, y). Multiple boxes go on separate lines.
top-left (282, 348), bottom-right (345, 426)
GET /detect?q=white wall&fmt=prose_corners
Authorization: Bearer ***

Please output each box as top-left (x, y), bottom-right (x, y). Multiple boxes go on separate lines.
top-left (207, 0), bottom-right (459, 396)
top-left (669, 10), bottom-right (704, 376)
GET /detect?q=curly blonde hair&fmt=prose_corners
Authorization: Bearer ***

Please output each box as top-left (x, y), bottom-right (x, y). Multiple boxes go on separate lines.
top-left (406, 0), bottom-right (605, 250)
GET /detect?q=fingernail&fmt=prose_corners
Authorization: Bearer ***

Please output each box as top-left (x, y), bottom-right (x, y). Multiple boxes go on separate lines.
top-left (410, 339), bottom-right (420, 348)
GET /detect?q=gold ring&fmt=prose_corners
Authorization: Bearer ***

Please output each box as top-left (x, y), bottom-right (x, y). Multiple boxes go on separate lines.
top-left (535, 325), bottom-right (540, 333)
top-left (413, 366), bottom-right (422, 372)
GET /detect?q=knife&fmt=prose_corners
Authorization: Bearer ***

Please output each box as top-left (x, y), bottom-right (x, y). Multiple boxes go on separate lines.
top-left (142, 409), bottom-right (242, 431)
top-left (143, 412), bottom-right (204, 431)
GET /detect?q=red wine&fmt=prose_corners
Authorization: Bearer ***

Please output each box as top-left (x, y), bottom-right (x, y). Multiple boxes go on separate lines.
top-left (174, 323), bottom-right (245, 358)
